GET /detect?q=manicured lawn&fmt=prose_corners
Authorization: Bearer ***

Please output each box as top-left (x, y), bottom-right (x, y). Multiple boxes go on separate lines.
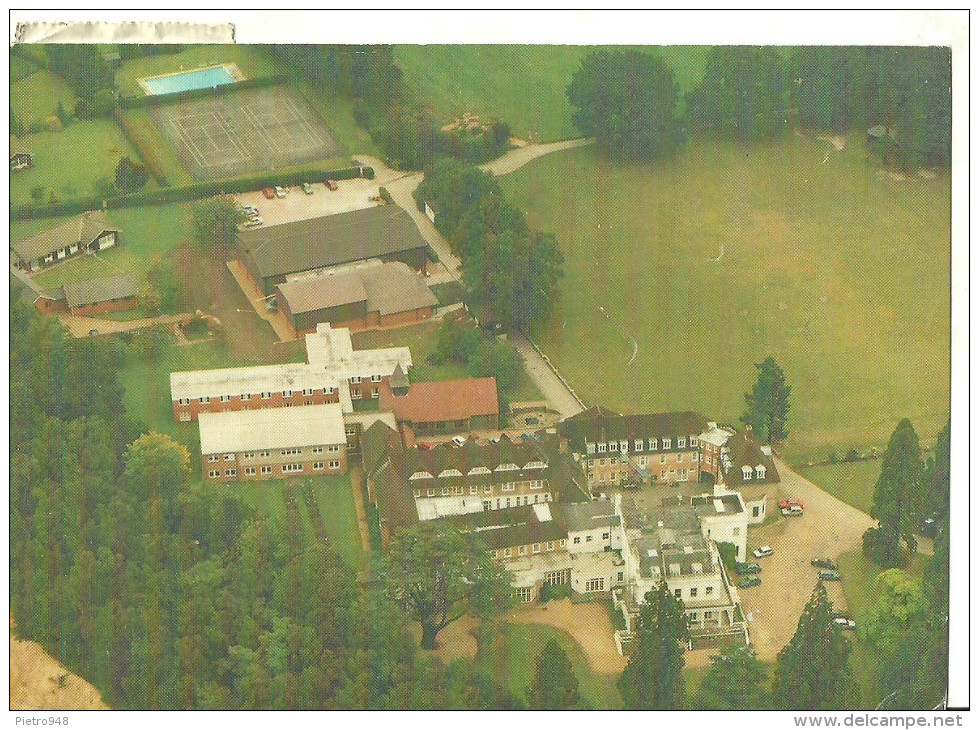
top-left (837, 550), bottom-right (929, 709)
top-left (798, 460), bottom-right (882, 515)
top-left (10, 51), bottom-right (40, 83)
top-left (475, 622), bottom-right (620, 709)
top-left (117, 107), bottom-right (194, 186)
top-left (114, 45), bottom-right (286, 97)
top-left (296, 82), bottom-right (380, 158)
top-left (10, 68), bottom-right (77, 126)
top-left (394, 45), bottom-right (710, 142)
top-left (14, 203), bottom-right (192, 291)
top-left (500, 136), bottom-right (950, 460)
top-left (9, 120), bottom-right (148, 207)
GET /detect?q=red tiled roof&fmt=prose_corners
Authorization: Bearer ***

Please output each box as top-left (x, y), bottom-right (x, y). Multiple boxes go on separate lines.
top-left (380, 377), bottom-right (499, 425)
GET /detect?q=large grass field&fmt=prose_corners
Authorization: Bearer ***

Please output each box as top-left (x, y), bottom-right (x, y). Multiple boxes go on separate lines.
top-left (394, 45), bottom-right (710, 142)
top-left (475, 623), bottom-right (620, 709)
top-left (799, 460), bottom-right (883, 515)
top-left (12, 203), bottom-right (191, 291)
top-left (10, 67), bottom-right (77, 126)
top-left (500, 135), bottom-right (950, 461)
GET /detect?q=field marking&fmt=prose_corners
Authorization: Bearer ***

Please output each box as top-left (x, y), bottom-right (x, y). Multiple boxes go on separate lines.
top-left (598, 305), bottom-right (639, 367)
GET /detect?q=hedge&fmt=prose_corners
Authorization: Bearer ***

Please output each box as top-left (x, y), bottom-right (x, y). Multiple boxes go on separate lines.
top-left (113, 108), bottom-right (169, 187)
top-left (118, 74), bottom-right (291, 108)
top-left (10, 165), bottom-right (375, 221)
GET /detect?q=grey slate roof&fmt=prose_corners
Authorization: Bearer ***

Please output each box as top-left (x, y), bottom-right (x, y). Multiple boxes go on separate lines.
top-left (560, 407), bottom-right (709, 453)
top-left (558, 499), bottom-right (619, 532)
top-left (11, 211), bottom-right (118, 262)
top-left (62, 273), bottom-right (137, 308)
top-left (240, 205), bottom-right (429, 280)
top-left (277, 261), bottom-right (436, 316)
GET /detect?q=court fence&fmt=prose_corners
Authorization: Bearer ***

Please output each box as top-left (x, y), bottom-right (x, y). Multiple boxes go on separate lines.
top-left (118, 74), bottom-right (292, 109)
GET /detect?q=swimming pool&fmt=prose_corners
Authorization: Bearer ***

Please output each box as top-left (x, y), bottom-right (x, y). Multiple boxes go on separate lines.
top-left (142, 65), bottom-right (237, 96)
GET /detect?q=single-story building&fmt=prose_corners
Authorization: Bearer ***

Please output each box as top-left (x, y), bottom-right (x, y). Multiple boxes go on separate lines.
top-left (199, 403), bottom-right (349, 482)
top-left (11, 210), bottom-right (120, 273)
top-left (276, 260), bottom-right (437, 334)
top-left (238, 205), bottom-right (432, 295)
top-left (10, 136), bottom-right (33, 171)
top-left (379, 376), bottom-right (500, 435)
top-left (61, 274), bottom-right (139, 316)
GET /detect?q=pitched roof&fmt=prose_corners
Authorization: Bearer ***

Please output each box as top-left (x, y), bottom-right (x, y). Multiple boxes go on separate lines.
top-left (277, 261), bottom-right (437, 317)
top-left (10, 135), bottom-right (31, 157)
top-left (62, 274), bottom-right (137, 308)
top-left (560, 409), bottom-right (710, 452)
top-left (719, 430), bottom-right (779, 485)
top-left (558, 499), bottom-right (619, 532)
top-left (198, 403), bottom-right (346, 455)
top-left (240, 205), bottom-right (429, 280)
top-left (444, 505), bottom-right (567, 551)
top-left (380, 377), bottom-right (499, 425)
top-left (11, 211), bottom-right (118, 261)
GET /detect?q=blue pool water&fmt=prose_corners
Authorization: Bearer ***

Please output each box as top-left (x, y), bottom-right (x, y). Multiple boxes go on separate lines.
top-left (143, 65), bottom-right (236, 95)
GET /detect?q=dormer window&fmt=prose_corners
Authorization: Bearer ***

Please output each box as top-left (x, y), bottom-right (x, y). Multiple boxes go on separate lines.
top-left (597, 443), bottom-right (607, 453)
top-left (662, 438), bottom-right (672, 450)
top-left (690, 436), bottom-right (698, 448)
top-left (469, 466), bottom-right (492, 476)
top-left (524, 460), bottom-right (546, 469)
top-left (495, 463), bottom-right (519, 472)
top-left (439, 468), bottom-right (463, 478)
top-left (648, 439), bottom-right (658, 451)
top-left (409, 471), bottom-right (434, 480)
top-left (586, 442), bottom-right (595, 455)
top-left (619, 440), bottom-right (628, 452)
top-left (609, 442), bottom-right (618, 452)
top-left (755, 465), bottom-right (766, 479)
top-left (634, 439), bottom-right (643, 452)
top-left (678, 437), bottom-right (686, 448)
top-left (742, 465), bottom-right (752, 480)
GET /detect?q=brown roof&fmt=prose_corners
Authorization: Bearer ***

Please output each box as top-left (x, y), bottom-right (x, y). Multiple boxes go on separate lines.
top-left (277, 272), bottom-right (368, 314)
top-left (560, 408), bottom-right (709, 453)
top-left (720, 430), bottom-right (779, 485)
top-left (380, 377), bottom-right (499, 425)
top-left (62, 274), bottom-right (137, 308)
top-left (11, 211), bottom-right (118, 261)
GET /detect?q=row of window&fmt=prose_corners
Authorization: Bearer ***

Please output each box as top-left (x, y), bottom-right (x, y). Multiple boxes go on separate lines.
top-left (742, 465), bottom-right (767, 480)
top-left (40, 242), bottom-right (82, 264)
top-left (409, 462), bottom-right (544, 480)
top-left (177, 387), bottom-right (338, 405)
top-left (595, 468), bottom-right (693, 484)
top-left (350, 387), bottom-right (380, 400)
top-left (206, 445), bottom-right (342, 463)
top-left (207, 461), bottom-right (341, 478)
top-left (571, 531), bottom-right (610, 544)
top-left (493, 539), bottom-right (565, 559)
top-left (586, 435), bottom-right (699, 455)
top-left (349, 375), bottom-right (383, 384)
top-left (687, 610), bottom-right (719, 623)
top-left (674, 585), bottom-right (715, 600)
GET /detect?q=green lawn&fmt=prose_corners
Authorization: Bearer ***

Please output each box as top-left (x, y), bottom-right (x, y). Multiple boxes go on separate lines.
top-left (798, 460), bottom-right (882, 515)
top-left (10, 51), bottom-right (40, 83)
top-left (837, 550), bottom-right (929, 709)
top-left (114, 45), bottom-right (286, 97)
top-left (296, 81), bottom-right (380, 158)
top-left (475, 622), bottom-right (620, 709)
top-left (10, 68), bottom-right (77, 126)
top-left (13, 203), bottom-right (192, 291)
top-left (394, 45), bottom-right (710, 142)
top-left (117, 107), bottom-right (194, 186)
top-left (9, 120), bottom-right (150, 208)
top-left (500, 135), bottom-right (950, 460)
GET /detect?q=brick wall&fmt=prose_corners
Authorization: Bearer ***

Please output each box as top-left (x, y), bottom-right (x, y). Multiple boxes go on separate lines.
top-left (69, 295), bottom-right (138, 317)
top-left (203, 445), bottom-right (348, 482)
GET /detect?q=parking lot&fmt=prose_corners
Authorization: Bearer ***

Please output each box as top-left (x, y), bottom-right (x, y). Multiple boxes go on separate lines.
top-left (234, 177), bottom-right (386, 228)
top-left (738, 458), bottom-right (875, 660)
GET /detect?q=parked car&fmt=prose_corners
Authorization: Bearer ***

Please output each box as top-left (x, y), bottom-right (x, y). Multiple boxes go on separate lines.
top-left (262, 188), bottom-right (276, 199)
top-left (811, 557), bottom-right (838, 570)
top-left (301, 182), bottom-right (314, 195)
top-left (489, 437), bottom-right (501, 445)
top-left (819, 570), bottom-right (842, 582)
top-left (417, 443), bottom-right (433, 451)
top-left (242, 205), bottom-right (259, 215)
top-left (324, 179), bottom-right (339, 191)
top-left (242, 217), bottom-right (264, 228)
top-left (781, 505), bottom-right (804, 517)
top-left (737, 576), bottom-right (762, 589)
top-left (735, 562), bottom-right (762, 575)
top-left (525, 416), bottom-right (541, 426)
top-left (920, 512), bottom-right (940, 537)
top-left (274, 186), bottom-right (288, 198)
top-left (833, 616), bottom-right (857, 630)
top-left (753, 546), bottom-right (774, 559)
top-left (451, 436), bottom-right (466, 447)
top-left (779, 498), bottom-right (805, 510)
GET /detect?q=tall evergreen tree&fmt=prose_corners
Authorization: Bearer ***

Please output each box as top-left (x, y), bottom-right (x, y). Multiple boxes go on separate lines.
top-left (790, 47), bottom-right (855, 132)
top-left (617, 584), bottom-right (688, 710)
top-left (867, 419), bottom-right (923, 566)
top-left (924, 419), bottom-right (951, 519)
top-left (529, 638), bottom-right (587, 710)
top-left (698, 644), bottom-right (769, 710)
top-left (773, 582), bottom-right (855, 710)
top-left (741, 356), bottom-right (791, 445)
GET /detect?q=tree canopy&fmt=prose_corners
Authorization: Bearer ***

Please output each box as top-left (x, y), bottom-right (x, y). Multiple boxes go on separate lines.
top-left (567, 48), bottom-right (682, 161)
top-left (698, 644), bottom-right (769, 711)
top-left (529, 638), bottom-right (587, 710)
top-left (867, 418), bottom-right (923, 567)
top-left (741, 355), bottom-right (791, 445)
top-left (192, 196), bottom-right (243, 260)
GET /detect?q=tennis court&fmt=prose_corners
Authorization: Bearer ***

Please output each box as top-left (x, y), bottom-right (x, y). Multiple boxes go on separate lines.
top-left (150, 85), bottom-right (344, 181)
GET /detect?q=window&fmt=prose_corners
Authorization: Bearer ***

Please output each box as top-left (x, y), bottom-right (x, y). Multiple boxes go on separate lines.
top-left (742, 465), bottom-right (752, 480)
top-left (585, 535), bottom-right (593, 542)
top-left (178, 397), bottom-right (191, 405)
top-left (483, 501), bottom-right (491, 511)
top-left (208, 470), bottom-right (220, 478)
top-left (733, 527), bottom-right (740, 536)
top-left (328, 444), bottom-right (340, 452)
top-left (690, 587), bottom-right (698, 597)
top-left (281, 448), bottom-right (302, 456)
top-left (678, 453), bottom-right (684, 463)
top-left (584, 578), bottom-right (605, 592)
top-left (225, 454), bottom-right (235, 462)
top-left (597, 442), bottom-right (607, 453)
top-left (634, 439), bottom-right (643, 451)
top-left (220, 395), bottom-right (231, 403)
top-left (371, 374), bottom-right (382, 382)
top-left (690, 437), bottom-right (698, 448)
top-left (638, 456), bottom-right (647, 467)
top-left (329, 461), bottom-right (340, 469)
top-left (573, 536), bottom-right (581, 544)
top-left (259, 451), bottom-right (271, 458)
top-left (518, 545), bottom-right (527, 556)
top-left (533, 543), bottom-right (541, 553)
top-left (470, 485), bottom-right (478, 495)
top-left (261, 392), bottom-right (272, 400)
top-left (513, 587), bottom-right (532, 603)
top-left (314, 462), bottom-right (324, 470)
top-left (207, 455), bottom-right (219, 463)
top-left (242, 453), bottom-right (255, 460)
top-left (674, 588), bottom-right (682, 599)
top-left (427, 487), bottom-right (436, 497)
top-left (225, 469), bottom-right (236, 477)
top-left (755, 465), bottom-right (767, 479)
top-left (244, 467), bottom-right (256, 476)
top-left (503, 548), bottom-right (512, 558)
top-left (281, 464), bottom-right (304, 473)
top-left (617, 571), bottom-right (625, 582)
top-left (501, 482), bottom-right (515, 492)
top-left (598, 473), bottom-right (606, 483)
top-left (325, 387), bottom-right (335, 395)
top-left (352, 389), bottom-right (361, 399)
top-left (179, 413), bottom-right (191, 422)
top-left (649, 438), bottom-right (658, 450)
top-left (371, 387), bottom-right (379, 398)
top-left (261, 465), bottom-right (272, 475)
top-left (619, 440), bottom-right (628, 452)
top-left (705, 586), bottom-right (714, 596)
top-left (660, 455), bottom-right (667, 464)
top-left (662, 438), bottom-right (671, 450)
top-left (609, 441), bottom-right (618, 452)
top-left (350, 376), bottom-right (362, 384)
top-left (586, 443), bottom-right (595, 455)
top-left (200, 396), bottom-right (210, 404)
top-left (546, 541), bottom-right (555, 550)
top-left (602, 532), bottom-right (610, 540)
top-left (678, 437), bottom-right (686, 448)
top-left (752, 506), bottom-right (760, 518)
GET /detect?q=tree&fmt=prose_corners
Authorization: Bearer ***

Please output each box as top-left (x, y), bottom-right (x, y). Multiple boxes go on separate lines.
top-left (10, 106), bottom-right (24, 136)
top-left (115, 156), bottom-right (149, 193)
top-left (924, 419), bottom-right (950, 519)
top-left (140, 284), bottom-right (162, 316)
top-left (741, 356), bottom-right (791, 445)
top-left (383, 522), bottom-right (511, 649)
top-left (790, 47), bottom-right (856, 133)
top-left (56, 100), bottom-right (71, 127)
top-left (698, 644), bottom-right (769, 710)
top-left (45, 45), bottom-right (114, 98)
top-left (529, 638), bottom-right (587, 710)
top-left (30, 185), bottom-right (46, 203)
top-left (617, 583), bottom-right (688, 710)
top-left (92, 88), bottom-right (117, 117)
top-left (192, 197), bottom-right (243, 260)
top-left (687, 47), bottom-right (789, 142)
top-left (93, 176), bottom-right (116, 201)
top-left (567, 48), bottom-right (682, 161)
top-left (773, 582), bottom-right (855, 710)
top-left (866, 419), bottom-right (923, 567)
top-left (124, 432), bottom-right (191, 533)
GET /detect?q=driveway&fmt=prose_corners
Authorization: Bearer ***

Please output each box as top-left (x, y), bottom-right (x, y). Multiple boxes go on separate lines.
top-left (58, 312), bottom-right (191, 338)
top-left (739, 458), bottom-right (876, 661)
top-left (511, 335), bottom-right (586, 419)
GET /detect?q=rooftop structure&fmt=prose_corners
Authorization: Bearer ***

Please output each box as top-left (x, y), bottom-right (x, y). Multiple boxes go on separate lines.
top-left (198, 403), bottom-right (346, 455)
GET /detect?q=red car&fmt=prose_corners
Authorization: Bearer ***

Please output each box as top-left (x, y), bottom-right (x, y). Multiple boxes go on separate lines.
top-left (417, 442), bottom-right (433, 451)
top-left (324, 179), bottom-right (339, 191)
top-left (779, 498), bottom-right (805, 510)
top-left (262, 187), bottom-right (276, 199)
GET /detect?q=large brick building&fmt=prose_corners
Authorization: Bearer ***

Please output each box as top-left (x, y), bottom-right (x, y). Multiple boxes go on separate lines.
top-left (276, 260), bottom-right (437, 334)
top-left (238, 205), bottom-right (431, 296)
top-left (169, 323), bottom-right (412, 422)
top-left (199, 403), bottom-right (348, 482)
top-left (378, 376), bottom-right (500, 436)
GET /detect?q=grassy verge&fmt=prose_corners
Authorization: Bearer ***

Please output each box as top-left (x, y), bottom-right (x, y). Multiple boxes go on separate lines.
top-left (501, 136), bottom-right (950, 460)
top-left (295, 81), bottom-right (380, 157)
top-left (10, 68), bottom-right (77, 126)
top-left (797, 460), bottom-right (882, 515)
top-left (475, 622), bottom-right (620, 709)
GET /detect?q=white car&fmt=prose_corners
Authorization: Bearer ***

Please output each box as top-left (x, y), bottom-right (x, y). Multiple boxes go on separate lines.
top-left (833, 617), bottom-right (856, 630)
top-left (753, 545), bottom-right (774, 559)
top-left (274, 186), bottom-right (288, 198)
top-left (242, 205), bottom-right (259, 215)
top-left (451, 436), bottom-right (467, 447)
top-left (242, 217), bottom-right (264, 228)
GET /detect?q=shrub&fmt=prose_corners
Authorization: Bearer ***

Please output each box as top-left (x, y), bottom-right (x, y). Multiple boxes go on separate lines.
top-left (93, 176), bottom-right (116, 200)
top-left (30, 186), bottom-right (46, 203)
top-left (115, 156), bottom-right (150, 193)
top-left (541, 583), bottom-right (573, 602)
top-left (73, 98), bottom-right (92, 119)
top-left (378, 186), bottom-right (393, 203)
top-left (92, 89), bottom-right (116, 117)
top-left (28, 121), bottom-right (46, 134)
top-left (716, 541), bottom-right (739, 573)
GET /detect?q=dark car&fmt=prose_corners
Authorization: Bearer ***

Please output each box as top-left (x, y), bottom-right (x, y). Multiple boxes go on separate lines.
top-left (920, 512), bottom-right (940, 538)
top-left (735, 562), bottom-right (762, 575)
top-left (737, 576), bottom-right (762, 589)
top-left (324, 179), bottom-right (339, 191)
top-left (262, 187), bottom-right (276, 199)
top-left (819, 570), bottom-right (842, 582)
top-left (811, 557), bottom-right (838, 571)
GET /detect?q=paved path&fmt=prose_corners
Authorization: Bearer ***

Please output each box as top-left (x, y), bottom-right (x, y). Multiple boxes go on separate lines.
top-left (356, 140), bottom-right (593, 418)
top-left (58, 312), bottom-right (191, 338)
top-left (226, 260), bottom-right (298, 343)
